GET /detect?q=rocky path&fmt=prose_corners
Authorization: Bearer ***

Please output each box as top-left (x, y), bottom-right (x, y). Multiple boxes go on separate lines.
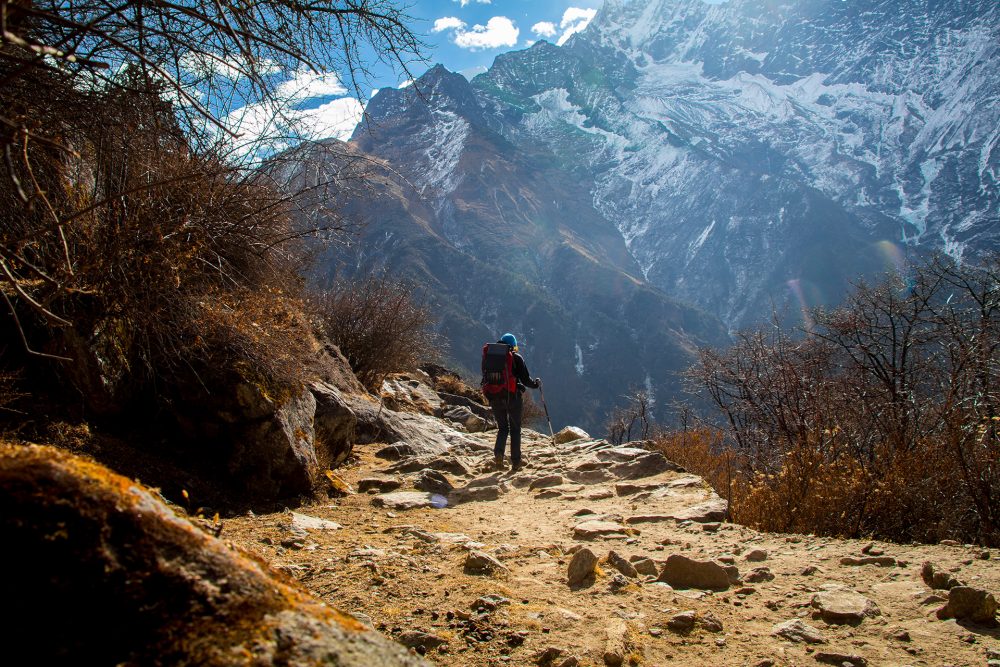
top-left (226, 425), bottom-right (1000, 667)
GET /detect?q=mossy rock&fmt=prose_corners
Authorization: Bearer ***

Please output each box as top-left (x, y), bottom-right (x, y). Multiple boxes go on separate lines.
top-left (0, 443), bottom-right (428, 666)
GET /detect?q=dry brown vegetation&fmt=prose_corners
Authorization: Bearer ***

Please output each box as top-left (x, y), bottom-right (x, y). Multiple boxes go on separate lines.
top-left (657, 257), bottom-right (1000, 546)
top-left (310, 274), bottom-right (442, 391)
top-left (0, 0), bottom-right (423, 423)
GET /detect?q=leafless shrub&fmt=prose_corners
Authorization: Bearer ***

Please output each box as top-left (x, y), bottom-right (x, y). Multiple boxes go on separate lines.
top-left (683, 256), bottom-right (1000, 545)
top-left (605, 387), bottom-right (653, 446)
top-left (311, 274), bottom-right (442, 391)
top-left (0, 0), bottom-right (422, 411)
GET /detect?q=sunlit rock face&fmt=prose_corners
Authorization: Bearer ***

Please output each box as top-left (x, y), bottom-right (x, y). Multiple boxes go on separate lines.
top-left (284, 0), bottom-right (999, 430)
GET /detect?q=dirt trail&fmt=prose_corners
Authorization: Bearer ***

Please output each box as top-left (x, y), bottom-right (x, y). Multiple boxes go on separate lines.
top-left (225, 428), bottom-right (1000, 667)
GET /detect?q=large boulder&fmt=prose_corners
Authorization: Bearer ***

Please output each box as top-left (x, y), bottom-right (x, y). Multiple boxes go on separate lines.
top-left (310, 381), bottom-right (358, 469)
top-left (229, 383), bottom-right (318, 498)
top-left (0, 444), bottom-right (427, 666)
top-left (381, 375), bottom-right (443, 415)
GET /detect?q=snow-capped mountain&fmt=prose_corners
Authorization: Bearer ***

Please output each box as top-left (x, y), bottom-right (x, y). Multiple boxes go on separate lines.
top-left (284, 0), bottom-right (998, 430)
top-left (467, 0), bottom-right (999, 326)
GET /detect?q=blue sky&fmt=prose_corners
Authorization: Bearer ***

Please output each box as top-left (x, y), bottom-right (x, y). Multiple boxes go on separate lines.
top-left (220, 0), bottom-right (727, 157)
top-left (384, 0), bottom-right (605, 89)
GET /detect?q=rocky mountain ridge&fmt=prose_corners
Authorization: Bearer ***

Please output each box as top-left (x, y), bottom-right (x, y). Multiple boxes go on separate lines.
top-left (283, 0), bottom-right (999, 430)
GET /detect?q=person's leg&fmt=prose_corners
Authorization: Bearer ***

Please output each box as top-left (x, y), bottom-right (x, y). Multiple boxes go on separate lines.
top-left (491, 399), bottom-right (509, 466)
top-left (509, 392), bottom-right (523, 468)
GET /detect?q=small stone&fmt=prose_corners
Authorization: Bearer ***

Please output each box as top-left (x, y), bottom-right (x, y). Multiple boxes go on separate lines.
top-left (921, 561), bottom-right (963, 590)
top-left (814, 651), bottom-right (867, 667)
top-left (397, 630), bottom-right (447, 650)
top-left (357, 477), bottom-right (402, 493)
top-left (472, 594), bottom-right (510, 613)
top-left (699, 612), bottom-right (724, 633)
top-left (371, 491), bottom-right (441, 511)
top-left (607, 551), bottom-right (639, 578)
top-left (631, 557), bottom-right (658, 577)
top-left (464, 551), bottom-right (508, 576)
top-left (746, 567), bottom-right (775, 583)
top-left (669, 498), bottom-right (728, 523)
top-left (701, 522), bottom-right (721, 532)
top-left (603, 618), bottom-right (637, 667)
top-left (567, 547), bottom-right (599, 586)
top-left (413, 469), bottom-right (453, 495)
top-left (840, 556), bottom-right (896, 567)
top-left (532, 647), bottom-right (565, 666)
top-left (745, 549), bottom-right (768, 562)
top-left (801, 565), bottom-right (819, 576)
top-left (529, 474), bottom-right (565, 490)
top-left (980, 550), bottom-right (991, 560)
top-left (667, 611), bottom-right (697, 634)
top-left (656, 554), bottom-right (731, 591)
top-left (554, 426), bottom-right (590, 444)
top-left (811, 589), bottom-right (881, 625)
top-left (771, 619), bottom-right (827, 644)
top-left (573, 520), bottom-right (630, 540)
top-left (289, 512), bottom-right (342, 531)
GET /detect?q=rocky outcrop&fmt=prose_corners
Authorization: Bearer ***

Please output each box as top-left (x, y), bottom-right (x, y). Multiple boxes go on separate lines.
top-left (229, 382), bottom-right (318, 498)
top-left (0, 444), bottom-right (427, 666)
top-left (310, 381), bottom-right (359, 469)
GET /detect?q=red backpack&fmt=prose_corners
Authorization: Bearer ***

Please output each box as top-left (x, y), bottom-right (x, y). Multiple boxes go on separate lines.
top-left (481, 343), bottom-right (516, 396)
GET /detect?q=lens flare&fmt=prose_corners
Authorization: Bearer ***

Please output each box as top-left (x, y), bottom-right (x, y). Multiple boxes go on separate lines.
top-left (787, 278), bottom-right (815, 331)
top-left (875, 240), bottom-right (906, 274)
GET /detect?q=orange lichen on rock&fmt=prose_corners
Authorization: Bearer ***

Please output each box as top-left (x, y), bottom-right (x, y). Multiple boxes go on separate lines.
top-left (0, 443), bottom-right (426, 666)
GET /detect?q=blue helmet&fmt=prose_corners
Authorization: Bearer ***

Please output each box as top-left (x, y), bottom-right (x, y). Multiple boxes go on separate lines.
top-left (500, 333), bottom-right (517, 348)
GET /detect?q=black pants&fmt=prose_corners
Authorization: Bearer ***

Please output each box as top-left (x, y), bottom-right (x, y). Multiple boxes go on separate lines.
top-left (490, 392), bottom-right (522, 465)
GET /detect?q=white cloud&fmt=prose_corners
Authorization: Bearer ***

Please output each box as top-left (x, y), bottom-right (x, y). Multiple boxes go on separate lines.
top-left (531, 21), bottom-right (557, 38)
top-left (524, 39), bottom-right (536, 47)
top-left (297, 96), bottom-right (364, 141)
top-left (223, 94), bottom-right (363, 162)
top-left (557, 7), bottom-right (597, 46)
top-left (432, 16), bottom-right (466, 32)
top-left (398, 79), bottom-right (414, 88)
top-left (276, 70), bottom-right (348, 100)
top-left (453, 0), bottom-right (491, 6)
top-left (448, 16), bottom-right (519, 50)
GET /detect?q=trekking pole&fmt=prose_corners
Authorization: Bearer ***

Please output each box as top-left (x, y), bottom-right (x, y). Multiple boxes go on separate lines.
top-left (537, 380), bottom-right (555, 441)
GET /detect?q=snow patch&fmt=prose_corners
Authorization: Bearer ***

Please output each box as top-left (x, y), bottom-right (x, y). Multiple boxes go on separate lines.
top-left (574, 343), bottom-right (585, 376)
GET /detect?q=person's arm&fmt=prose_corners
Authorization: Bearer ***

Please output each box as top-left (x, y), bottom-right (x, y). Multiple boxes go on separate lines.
top-left (513, 354), bottom-right (540, 389)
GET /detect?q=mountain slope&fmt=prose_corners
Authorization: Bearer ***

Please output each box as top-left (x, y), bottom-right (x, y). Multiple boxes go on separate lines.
top-left (466, 0), bottom-right (998, 326)
top-left (282, 0), bottom-right (998, 429)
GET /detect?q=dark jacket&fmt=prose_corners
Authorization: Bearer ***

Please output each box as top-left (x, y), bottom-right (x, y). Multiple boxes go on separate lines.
top-left (511, 351), bottom-right (539, 393)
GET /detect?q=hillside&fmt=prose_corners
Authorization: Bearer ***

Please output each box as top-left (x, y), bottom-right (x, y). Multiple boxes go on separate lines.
top-left (213, 373), bottom-right (1000, 666)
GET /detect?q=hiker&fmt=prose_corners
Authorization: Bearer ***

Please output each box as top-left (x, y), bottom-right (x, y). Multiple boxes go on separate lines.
top-left (481, 333), bottom-right (540, 471)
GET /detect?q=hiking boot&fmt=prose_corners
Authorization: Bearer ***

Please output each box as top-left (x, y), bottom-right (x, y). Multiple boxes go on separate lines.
top-left (494, 455), bottom-right (504, 470)
top-left (510, 460), bottom-right (522, 472)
